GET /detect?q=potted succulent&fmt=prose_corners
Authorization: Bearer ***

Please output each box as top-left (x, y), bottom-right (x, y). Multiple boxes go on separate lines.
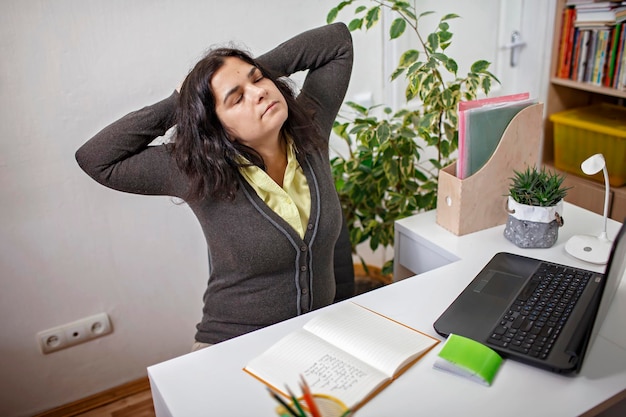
top-left (504, 166), bottom-right (571, 248)
top-left (327, 0), bottom-right (499, 276)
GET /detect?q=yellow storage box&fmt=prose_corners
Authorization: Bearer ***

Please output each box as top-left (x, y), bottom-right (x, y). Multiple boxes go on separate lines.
top-left (549, 103), bottom-right (626, 187)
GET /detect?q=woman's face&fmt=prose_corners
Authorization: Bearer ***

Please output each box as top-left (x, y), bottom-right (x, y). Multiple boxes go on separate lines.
top-left (211, 57), bottom-right (288, 148)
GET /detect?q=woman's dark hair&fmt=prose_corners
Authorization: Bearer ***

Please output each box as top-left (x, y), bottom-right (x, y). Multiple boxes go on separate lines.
top-left (172, 47), bottom-right (324, 201)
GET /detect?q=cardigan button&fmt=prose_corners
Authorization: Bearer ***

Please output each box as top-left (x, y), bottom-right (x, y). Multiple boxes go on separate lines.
top-left (300, 265), bottom-right (307, 272)
top-left (301, 288), bottom-right (308, 295)
top-left (300, 245), bottom-right (307, 252)
top-left (307, 224), bottom-right (313, 230)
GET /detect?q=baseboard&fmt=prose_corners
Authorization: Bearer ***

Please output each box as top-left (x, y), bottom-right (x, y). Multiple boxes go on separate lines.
top-left (32, 376), bottom-right (151, 417)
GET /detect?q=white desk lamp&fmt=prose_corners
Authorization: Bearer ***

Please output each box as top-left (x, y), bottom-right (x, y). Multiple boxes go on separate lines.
top-left (565, 153), bottom-right (612, 264)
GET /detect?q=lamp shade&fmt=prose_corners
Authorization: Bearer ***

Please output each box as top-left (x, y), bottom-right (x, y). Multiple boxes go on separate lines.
top-left (581, 153), bottom-right (606, 175)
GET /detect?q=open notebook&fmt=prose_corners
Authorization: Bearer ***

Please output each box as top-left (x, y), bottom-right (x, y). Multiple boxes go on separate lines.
top-left (244, 302), bottom-right (438, 412)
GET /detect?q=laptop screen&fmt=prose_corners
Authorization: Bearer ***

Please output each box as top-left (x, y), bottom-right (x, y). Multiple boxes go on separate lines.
top-left (588, 220), bottom-right (626, 348)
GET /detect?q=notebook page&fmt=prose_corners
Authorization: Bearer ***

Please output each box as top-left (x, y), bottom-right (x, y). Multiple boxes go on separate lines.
top-left (244, 328), bottom-right (388, 409)
top-left (303, 303), bottom-right (437, 377)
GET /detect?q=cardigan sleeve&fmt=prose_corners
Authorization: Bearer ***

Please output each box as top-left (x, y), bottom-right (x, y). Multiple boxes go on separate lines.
top-left (256, 23), bottom-right (354, 140)
top-left (75, 92), bottom-right (187, 197)
top-left (76, 24), bottom-right (354, 198)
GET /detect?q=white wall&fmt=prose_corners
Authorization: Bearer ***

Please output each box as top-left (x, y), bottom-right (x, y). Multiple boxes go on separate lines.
top-left (0, 1), bottom-right (383, 416)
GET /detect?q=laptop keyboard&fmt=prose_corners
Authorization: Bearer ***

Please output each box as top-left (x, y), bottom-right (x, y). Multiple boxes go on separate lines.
top-left (487, 262), bottom-right (592, 360)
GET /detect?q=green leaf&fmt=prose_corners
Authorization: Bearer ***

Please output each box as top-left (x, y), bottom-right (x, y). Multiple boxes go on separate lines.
top-left (440, 139), bottom-right (449, 155)
top-left (441, 88), bottom-right (454, 107)
top-left (337, 0), bottom-right (353, 11)
top-left (486, 70), bottom-right (501, 84)
top-left (390, 18), bottom-right (406, 39)
top-left (382, 260), bottom-right (393, 277)
top-left (427, 33), bottom-right (439, 52)
top-left (349, 124), bottom-right (369, 134)
top-left (332, 121), bottom-right (349, 138)
top-left (470, 59), bottom-right (491, 73)
top-left (390, 66), bottom-right (406, 81)
top-left (345, 101), bottom-right (368, 114)
top-left (399, 49), bottom-right (420, 66)
top-left (405, 83), bottom-right (417, 101)
top-left (355, 5), bottom-right (366, 13)
top-left (481, 76), bottom-right (492, 94)
top-left (376, 123), bottom-right (391, 142)
top-left (365, 6), bottom-right (380, 29)
top-left (326, 7), bottom-right (338, 23)
top-left (445, 58), bottom-right (458, 74)
top-left (439, 30), bottom-right (453, 44)
top-left (431, 52), bottom-right (448, 63)
top-left (441, 13), bottom-right (461, 21)
top-left (413, 169), bottom-right (428, 182)
top-left (406, 60), bottom-right (424, 77)
top-left (348, 18), bottom-right (363, 31)
top-left (393, 108), bottom-right (411, 118)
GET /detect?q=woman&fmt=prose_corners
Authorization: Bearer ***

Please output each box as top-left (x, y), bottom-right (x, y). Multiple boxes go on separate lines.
top-left (75, 23), bottom-right (355, 348)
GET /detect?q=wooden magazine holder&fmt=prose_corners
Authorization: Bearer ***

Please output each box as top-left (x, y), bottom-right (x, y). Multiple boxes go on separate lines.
top-left (436, 103), bottom-right (544, 236)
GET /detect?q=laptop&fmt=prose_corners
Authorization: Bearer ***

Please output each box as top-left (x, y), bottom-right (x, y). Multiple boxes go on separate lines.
top-left (433, 219), bottom-right (626, 374)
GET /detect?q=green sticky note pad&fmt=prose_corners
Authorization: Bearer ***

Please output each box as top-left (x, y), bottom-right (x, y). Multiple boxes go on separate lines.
top-left (433, 334), bottom-right (503, 386)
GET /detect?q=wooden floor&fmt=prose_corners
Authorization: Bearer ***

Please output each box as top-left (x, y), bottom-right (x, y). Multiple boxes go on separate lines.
top-left (75, 389), bottom-right (155, 417)
top-left (35, 378), bottom-right (155, 417)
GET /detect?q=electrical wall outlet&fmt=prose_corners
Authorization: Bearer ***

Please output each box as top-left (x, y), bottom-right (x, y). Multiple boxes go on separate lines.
top-left (37, 312), bottom-right (113, 354)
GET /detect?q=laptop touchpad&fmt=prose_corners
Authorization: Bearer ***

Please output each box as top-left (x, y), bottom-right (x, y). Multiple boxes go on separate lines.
top-left (474, 270), bottom-right (523, 300)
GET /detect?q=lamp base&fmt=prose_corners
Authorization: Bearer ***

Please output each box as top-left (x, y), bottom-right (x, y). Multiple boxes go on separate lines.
top-left (565, 234), bottom-right (612, 265)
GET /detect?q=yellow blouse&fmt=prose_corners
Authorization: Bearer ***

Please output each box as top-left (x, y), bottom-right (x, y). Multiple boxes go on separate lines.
top-left (239, 142), bottom-right (310, 238)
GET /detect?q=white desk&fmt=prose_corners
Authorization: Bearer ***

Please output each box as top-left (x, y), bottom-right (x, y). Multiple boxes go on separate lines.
top-left (148, 203), bottom-right (626, 416)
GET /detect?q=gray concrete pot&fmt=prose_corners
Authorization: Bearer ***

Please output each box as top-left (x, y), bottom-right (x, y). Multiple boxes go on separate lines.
top-left (503, 197), bottom-right (564, 248)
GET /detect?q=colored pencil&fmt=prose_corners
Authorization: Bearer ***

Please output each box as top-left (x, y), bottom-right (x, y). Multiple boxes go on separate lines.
top-left (285, 385), bottom-right (306, 417)
top-left (267, 388), bottom-right (300, 417)
top-left (299, 375), bottom-right (322, 417)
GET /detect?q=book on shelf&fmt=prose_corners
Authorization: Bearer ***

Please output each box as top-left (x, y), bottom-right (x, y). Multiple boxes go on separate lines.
top-left (573, 0), bottom-right (626, 24)
top-left (592, 29), bottom-right (610, 84)
top-left (584, 29), bottom-right (600, 82)
top-left (571, 28), bottom-right (583, 79)
top-left (576, 29), bottom-right (592, 81)
top-left (576, 9), bottom-right (618, 25)
top-left (243, 302), bottom-right (439, 412)
top-left (612, 23), bottom-right (626, 87)
top-left (605, 23), bottom-right (622, 86)
top-left (557, 6), bottom-right (576, 78)
top-left (617, 25), bottom-right (626, 87)
top-left (557, 1), bottom-right (626, 89)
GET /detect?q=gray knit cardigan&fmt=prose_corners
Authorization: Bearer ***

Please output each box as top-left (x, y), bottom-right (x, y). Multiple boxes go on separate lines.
top-left (75, 23), bottom-right (355, 344)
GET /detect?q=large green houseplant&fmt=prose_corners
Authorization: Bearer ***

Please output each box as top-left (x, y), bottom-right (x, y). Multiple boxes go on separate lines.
top-left (327, 0), bottom-right (499, 275)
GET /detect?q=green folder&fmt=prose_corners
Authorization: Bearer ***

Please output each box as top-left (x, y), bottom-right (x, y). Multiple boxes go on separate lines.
top-left (463, 99), bottom-right (536, 178)
top-left (433, 334), bottom-right (503, 386)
